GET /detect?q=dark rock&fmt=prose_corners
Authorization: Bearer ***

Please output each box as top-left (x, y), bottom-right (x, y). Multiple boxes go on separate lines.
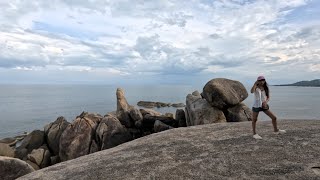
top-left (142, 115), bottom-right (178, 130)
top-left (137, 101), bottom-right (157, 108)
top-left (96, 115), bottom-right (132, 150)
top-left (14, 148), bottom-right (28, 160)
top-left (59, 112), bottom-right (102, 161)
top-left (89, 140), bottom-right (99, 154)
top-left (0, 156), bottom-right (34, 180)
top-left (154, 120), bottom-right (174, 133)
top-left (224, 103), bottom-right (253, 122)
top-left (202, 78), bottom-right (248, 109)
top-left (185, 91), bottom-right (226, 126)
top-left (171, 103), bottom-right (185, 107)
top-left (50, 156), bottom-right (60, 166)
top-left (139, 108), bottom-right (162, 117)
top-left (17, 130), bottom-right (44, 153)
top-left (175, 109), bottom-right (186, 127)
top-left (44, 116), bottom-right (70, 155)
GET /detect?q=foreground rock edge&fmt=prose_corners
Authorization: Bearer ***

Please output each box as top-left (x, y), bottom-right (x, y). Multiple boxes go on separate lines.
top-left (18, 120), bottom-right (320, 180)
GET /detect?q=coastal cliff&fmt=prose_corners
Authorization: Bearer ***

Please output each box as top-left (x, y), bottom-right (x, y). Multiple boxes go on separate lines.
top-left (18, 120), bottom-right (320, 180)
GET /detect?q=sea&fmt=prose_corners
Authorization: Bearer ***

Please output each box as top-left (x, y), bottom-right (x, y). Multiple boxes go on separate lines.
top-left (0, 84), bottom-right (319, 138)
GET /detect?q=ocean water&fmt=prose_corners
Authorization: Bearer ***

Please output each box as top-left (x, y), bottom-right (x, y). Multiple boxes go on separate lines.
top-left (0, 84), bottom-right (319, 138)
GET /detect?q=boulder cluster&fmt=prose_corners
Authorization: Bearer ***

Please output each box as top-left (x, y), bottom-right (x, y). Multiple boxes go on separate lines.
top-left (0, 78), bottom-right (253, 179)
top-left (186, 78), bottom-right (252, 125)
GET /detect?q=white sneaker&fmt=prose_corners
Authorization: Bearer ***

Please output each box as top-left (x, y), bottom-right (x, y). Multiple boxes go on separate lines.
top-left (274, 129), bottom-right (286, 134)
top-left (253, 134), bottom-right (262, 139)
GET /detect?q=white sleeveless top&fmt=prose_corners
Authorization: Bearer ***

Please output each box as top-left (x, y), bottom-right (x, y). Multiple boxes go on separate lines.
top-left (252, 88), bottom-right (267, 108)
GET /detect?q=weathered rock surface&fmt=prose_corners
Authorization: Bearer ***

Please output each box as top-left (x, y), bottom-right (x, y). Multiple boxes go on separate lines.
top-left (44, 116), bottom-right (70, 155)
top-left (185, 91), bottom-right (226, 126)
top-left (0, 143), bottom-right (14, 157)
top-left (116, 88), bottom-right (134, 128)
top-left (95, 115), bottom-right (132, 150)
top-left (0, 156), bottom-right (34, 180)
top-left (202, 78), bottom-right (248, 109)
top-left (59, 112), bottom-right (102, 161)
top-left (225, 103), bottom-right (253, 122)
top-left (18, 120), bottom-right (320, 180)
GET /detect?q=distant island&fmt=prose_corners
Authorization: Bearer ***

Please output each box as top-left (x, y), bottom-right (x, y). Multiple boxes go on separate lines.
top-left (274, 79), bottom-right (320, 87)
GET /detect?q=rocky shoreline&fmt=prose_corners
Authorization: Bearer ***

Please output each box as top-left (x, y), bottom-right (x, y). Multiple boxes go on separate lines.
top-left (1, 78), bottom-right (253, 179)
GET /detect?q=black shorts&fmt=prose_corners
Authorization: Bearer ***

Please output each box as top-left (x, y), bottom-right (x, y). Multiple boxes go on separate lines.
top-left (252, 105), bottom-right (269, 112)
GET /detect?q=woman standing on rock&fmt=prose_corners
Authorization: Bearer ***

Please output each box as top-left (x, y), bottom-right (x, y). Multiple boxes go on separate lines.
top-left (251, 76), bottom-right (286, 139)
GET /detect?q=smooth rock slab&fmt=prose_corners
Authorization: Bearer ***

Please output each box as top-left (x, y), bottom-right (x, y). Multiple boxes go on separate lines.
top-left (18, 120), bottom-right (320, 180)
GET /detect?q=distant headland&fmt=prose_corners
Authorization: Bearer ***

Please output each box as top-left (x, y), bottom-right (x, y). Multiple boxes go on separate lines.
top-left (274, 79), bottom-right (320, 87)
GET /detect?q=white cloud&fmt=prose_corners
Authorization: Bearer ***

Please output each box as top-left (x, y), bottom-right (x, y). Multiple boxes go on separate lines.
top-left (0, 0), bottom-right (319, 84)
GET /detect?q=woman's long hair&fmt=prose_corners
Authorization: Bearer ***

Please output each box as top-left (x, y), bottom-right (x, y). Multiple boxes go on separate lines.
top-left (263, 81), bottom-right (269, 98)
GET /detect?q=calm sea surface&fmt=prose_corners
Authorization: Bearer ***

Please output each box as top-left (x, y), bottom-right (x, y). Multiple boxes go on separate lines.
top-left (0, 84), bottom-right (319, 138)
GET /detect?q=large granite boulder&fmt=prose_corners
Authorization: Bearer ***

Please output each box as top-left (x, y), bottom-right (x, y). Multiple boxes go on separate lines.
top-left (96, 115), bottom-right (132, 150)
top-left (59, 112), bottom-right (102, 161)
top-left (185, 91), bottom-right (226, 126)
top-left (116, 88), bottom-right (134, 128)
top-left (202, 78), bottom-right (248, 109)
top-left (18, 120), bottom-right (320, 180)
top-left (225, 103), bottom-right (253, 122)
top-left (44, 116), bottom-right (70, 155)
top-left (0, 156), bottom-right (34, 180)
top-left (0, 143), bottom-right (14, 157)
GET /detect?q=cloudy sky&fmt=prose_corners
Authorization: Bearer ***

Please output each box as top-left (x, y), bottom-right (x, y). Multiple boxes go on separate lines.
top-left (0, 0), bottom-right (319, 85)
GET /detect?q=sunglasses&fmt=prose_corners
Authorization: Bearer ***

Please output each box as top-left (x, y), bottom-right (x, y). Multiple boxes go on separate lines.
top-left (258, 79), bottom-right (265, 81)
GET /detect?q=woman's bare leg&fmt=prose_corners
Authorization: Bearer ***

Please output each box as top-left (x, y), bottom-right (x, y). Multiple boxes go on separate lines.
top-left (263, 110), bottom-right (278, 132)
top-left (252, 111), bottom-right (259, 134)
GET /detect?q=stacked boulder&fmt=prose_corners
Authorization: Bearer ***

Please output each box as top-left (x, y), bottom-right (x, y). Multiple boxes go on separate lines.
top-left (185, 78), bottom-right (252, 125)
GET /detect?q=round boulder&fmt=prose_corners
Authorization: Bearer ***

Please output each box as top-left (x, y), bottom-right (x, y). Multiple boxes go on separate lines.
top-left (202, 78), bottom-right (248, 109)
top-left (0, 156), bottom-right (34, 180)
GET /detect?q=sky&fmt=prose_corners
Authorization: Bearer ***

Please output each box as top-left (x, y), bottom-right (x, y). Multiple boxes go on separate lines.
top-left (0, 0), bottom-right (319, 86)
